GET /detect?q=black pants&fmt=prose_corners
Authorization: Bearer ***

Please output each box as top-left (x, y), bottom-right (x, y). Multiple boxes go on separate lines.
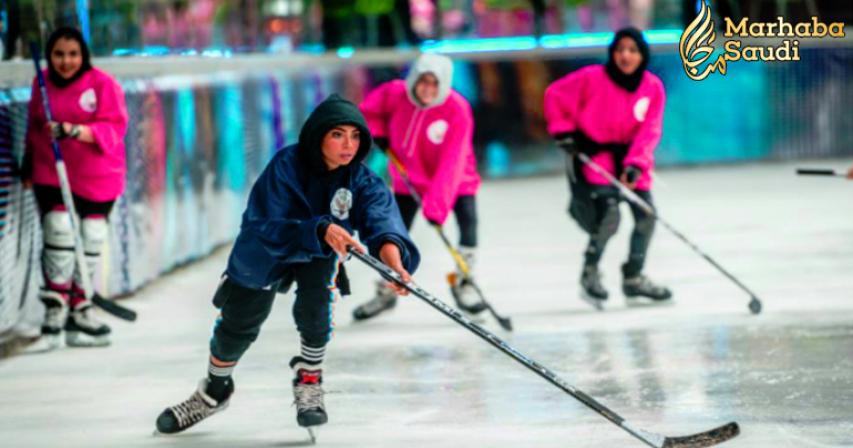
top-left (33, 184), bottom-right (115, 218)
top-left (209, 257), bottom-right (339, 363)
top-left (569, 185), bottom-right (655, 277)
top-left (395, 194), bottom-right (478, 247)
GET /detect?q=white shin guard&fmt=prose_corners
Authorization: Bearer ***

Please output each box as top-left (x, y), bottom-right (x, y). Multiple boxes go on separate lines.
top-left (73, 217), bottom-right (108, 291)
top-left (42, 210), bottom-right (75, 290)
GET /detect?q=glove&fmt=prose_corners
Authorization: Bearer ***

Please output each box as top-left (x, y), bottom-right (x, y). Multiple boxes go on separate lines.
top-left (624, 165), bottom-right (642, 184)
top-left (554, 132), bottom-right (576, 154)
top-left (49, 122), bottom-right (81, 140)
top-left (373, 136), bottom-right (390, 153)
top-left (49, 122), bottom-right (70, 140)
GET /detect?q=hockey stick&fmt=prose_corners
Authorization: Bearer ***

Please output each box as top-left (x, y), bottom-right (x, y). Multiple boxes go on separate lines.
top-left (576, 153), bottom-right (762, 315)
top-left (30, 43), bottom-right (137, 322)
top-left (796, 168), bottom-right (845, 177)
top-left (350, 247), bottom-right (740, 448)
top-left (386, 151), bottom-right (512, 331)
top-left (92, 293), bottom-right (137, 321)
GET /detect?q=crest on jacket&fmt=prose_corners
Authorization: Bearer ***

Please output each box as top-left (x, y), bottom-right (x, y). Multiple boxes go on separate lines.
top-left (633, 97), bottom-right (650, 122)
top-left (331, 188), bottom-right (353, 220)
top-left (426, 119), bottom-right (449, 144)
top-left (79, 88), bottom-right (97, 113)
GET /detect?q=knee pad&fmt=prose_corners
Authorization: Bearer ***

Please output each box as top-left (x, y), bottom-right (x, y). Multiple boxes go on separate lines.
top-left (42, 210), bottom-right (75, 287)
top-left (81, 217), bottom-right (108, 257)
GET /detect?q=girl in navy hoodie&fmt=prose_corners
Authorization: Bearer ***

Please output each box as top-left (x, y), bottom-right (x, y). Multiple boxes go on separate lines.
top-left (156, 94), bottom-right (420, 434)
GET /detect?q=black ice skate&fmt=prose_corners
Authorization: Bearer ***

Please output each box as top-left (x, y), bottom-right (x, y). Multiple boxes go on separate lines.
top-left (65, 299), bottom-right (111, 347)
top-left (580, 265), bottom-right (608, 310)
top-left (623, 274), bottom-right (672, 305)
top-left (155, 378), bottom-right (233, 434)
top-left (291, 357), bottom-right (327, 443)
top-left (448, 273), bottom-right (487, 315)
top-left (352, 281), bottom-right (397, 321)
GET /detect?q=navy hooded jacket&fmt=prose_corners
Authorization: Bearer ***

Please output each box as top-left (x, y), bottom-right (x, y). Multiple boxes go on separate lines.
top-left (226, 94), bottom-right (420, 289)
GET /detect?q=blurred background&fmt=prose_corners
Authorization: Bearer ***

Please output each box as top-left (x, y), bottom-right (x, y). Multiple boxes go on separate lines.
top-left (0, 1), bottom-right (851, 343)
top-left (1, 0), bottom-right (851, 55)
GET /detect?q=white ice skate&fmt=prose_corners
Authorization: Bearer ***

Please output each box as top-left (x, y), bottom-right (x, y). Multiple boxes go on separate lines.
top-left (23, 290), bottom-right (68, 354)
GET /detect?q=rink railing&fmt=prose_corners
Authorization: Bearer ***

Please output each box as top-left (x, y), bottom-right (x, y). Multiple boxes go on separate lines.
top-left (1, 39), bottom-right (851, 341)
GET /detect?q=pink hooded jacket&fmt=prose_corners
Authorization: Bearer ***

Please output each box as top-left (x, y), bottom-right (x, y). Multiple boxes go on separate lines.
top-left (359, 54), bottom-right (481, 225)
top-left (543, 64), bottom-right (665, 191)
top-left (25, 67), bottom-right (129, 202)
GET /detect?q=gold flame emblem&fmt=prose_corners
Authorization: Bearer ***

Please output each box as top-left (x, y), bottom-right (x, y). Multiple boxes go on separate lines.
top-left (679, 1), bottom-right (727, 80)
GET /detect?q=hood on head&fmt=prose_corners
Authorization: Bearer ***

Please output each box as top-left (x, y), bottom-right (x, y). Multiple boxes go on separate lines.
top-left (297, 93), bottom-right (373, 173)
top-left (605, 27), bottom-right (650, 92)
top-left (405, 53), bottom-right (454, 108)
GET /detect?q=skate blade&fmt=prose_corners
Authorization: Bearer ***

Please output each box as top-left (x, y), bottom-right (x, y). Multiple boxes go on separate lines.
top-left (65, 332), bottom-right (111, 348)
top-left (624, 296), bottom-right (674, 308)
top-left (580, 292), bottom-right (606, 311)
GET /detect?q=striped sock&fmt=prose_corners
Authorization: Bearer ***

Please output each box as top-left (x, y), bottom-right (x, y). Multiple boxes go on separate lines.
top-left (300, 340), bottom-right (326, 365)
top-left (206, 356), bottom-right (236, 400)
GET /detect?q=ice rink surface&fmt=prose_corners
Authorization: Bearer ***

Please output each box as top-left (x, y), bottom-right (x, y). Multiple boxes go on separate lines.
top-left (2, 160), bottom-right (853, 447)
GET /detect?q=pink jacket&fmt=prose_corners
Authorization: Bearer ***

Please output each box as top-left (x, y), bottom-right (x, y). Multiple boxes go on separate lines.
top-left (543, 65), bottom-right (665, 191)
top-left (25, 67), bottom-right (129, 202)
top-left (360, 79), bottom-right (481, 225)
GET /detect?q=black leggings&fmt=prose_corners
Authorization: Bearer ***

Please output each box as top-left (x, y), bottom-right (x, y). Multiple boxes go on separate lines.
top-left (394, 194), bottom-right (478, 247)
top-left (209, 257), bottom-right (339, 363)
top-left (570, 185), bottom-right (655, 277)
top-left (33, 184), bottom-right (115, 218)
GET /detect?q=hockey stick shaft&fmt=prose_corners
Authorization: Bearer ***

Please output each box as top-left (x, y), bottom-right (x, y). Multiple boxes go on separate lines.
top-left (30, 42), bottom-right (94, 301)
top-left (349, 248), bottom-right (738, 448)
top-left (386, 150), bottom-right (512, 330)
top-left (576, 153), bottom-right (763, 313)
top-left (796, 168), bottom-right (844, 177)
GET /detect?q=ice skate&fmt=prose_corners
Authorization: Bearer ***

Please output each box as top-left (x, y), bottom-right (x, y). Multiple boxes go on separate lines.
top-left (352, 281), bottom-right (397, 321)
top-left (448, 272), bottom-right (487, 315)
top-left (580, 265), bottom-right (608, 310)
top-left (623, 273), bottom-right (672, 306)
top-left (290, 357), bottom-right (327, 444)
top-left (23, 291), bottom-right (68, 354)
top-left (155, 378), bottom-right (233, 434)
top-left (65, 299), bottom-right (111, 347)
top-left (448, 247), bottom-right (487, 315)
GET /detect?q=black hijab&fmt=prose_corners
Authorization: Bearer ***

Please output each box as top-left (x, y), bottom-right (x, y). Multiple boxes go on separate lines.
top-left (605, 27), bottom-right (650, 92)
top-left (45, 26), bottom-right (93, 88)
top-left (297, 93), bottom-right (373, 175)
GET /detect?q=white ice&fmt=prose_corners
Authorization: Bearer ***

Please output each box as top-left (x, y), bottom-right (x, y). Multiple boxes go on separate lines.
top-left (2, 159), bottom-right (853, 447)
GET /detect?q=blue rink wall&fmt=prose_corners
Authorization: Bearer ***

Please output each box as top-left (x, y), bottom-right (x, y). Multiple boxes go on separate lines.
top-left (1, 46), bottom-right (851, 340)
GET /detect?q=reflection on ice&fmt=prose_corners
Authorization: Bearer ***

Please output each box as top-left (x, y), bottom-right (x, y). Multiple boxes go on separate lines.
top-left (2, 161), bottom-right (852, 447)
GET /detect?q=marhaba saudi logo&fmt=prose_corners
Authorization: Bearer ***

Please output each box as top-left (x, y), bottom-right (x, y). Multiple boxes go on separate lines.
top-left (679, 1), bottom-right (845, 81)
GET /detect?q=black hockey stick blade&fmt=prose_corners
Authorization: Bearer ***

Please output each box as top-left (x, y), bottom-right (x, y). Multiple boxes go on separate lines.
top-left (662, 421), bottom-right (740, 448)
top-left (796, 168), bottom-right (842, 177)
top-left (471, 282), bottom-right (513, 331)
top-left (748, 296), bottom-right (762, 315)
top-left (93, 294), bottom-right (138, 322)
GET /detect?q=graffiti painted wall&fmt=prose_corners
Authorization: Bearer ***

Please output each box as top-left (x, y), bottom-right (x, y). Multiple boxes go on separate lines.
top-left (1, 45), bottom-right (850, 341)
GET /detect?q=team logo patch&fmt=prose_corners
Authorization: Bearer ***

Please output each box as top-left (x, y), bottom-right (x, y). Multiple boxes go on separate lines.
top-left (633, 97), bottom-right (650, 122)
top-left (426, 119), bottom-right (449, 144)
top-left (79, 88), bottom-right (97, 113)
top-left (331, 188), bottom-right (353, 220)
